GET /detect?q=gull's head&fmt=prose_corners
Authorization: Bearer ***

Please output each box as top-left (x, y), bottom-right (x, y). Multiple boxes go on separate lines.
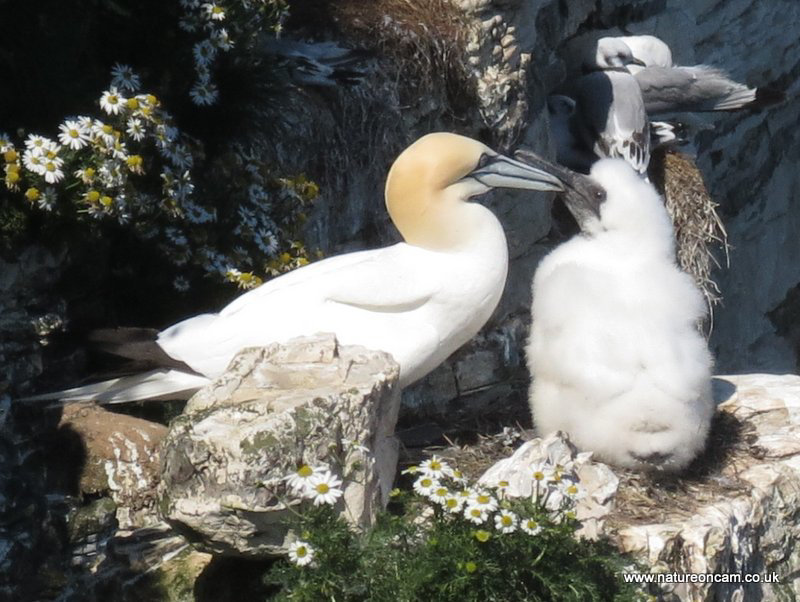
top-left (385, 133), bottom-right (566, 250)
top-left (592, 37), bottom-right (646, 71)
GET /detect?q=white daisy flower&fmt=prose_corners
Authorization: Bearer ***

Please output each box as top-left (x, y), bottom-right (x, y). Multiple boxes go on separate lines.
top-left (100, 88), bottom-right (127, 115)
top-left (455, 488), bottom-right (473, 502)
top-left (0, 132), bottom-right (13, 153)
top-left (110, 63), bottom-right (141, 92)
top-left (412, 475), bottom-right (437, 497)
top-left (43, 161), bottom-right (64, 184)
top-left (22, 150), bottom-right (46, 175)
top-left (341, 438), bottom-right (370, 454)
top-left (306, 470), bottom-right (343, 506)
top-left (126, 118), bottom-right (146, 142)
top-left (284, 464), bottom-right (326, 496)
top-left (91, 122), bottom-right (117, 146)
top-left (561, 481), bottom-right (587, 501)
top-left (468, 490), bottom-right (498, 513)
top-left (463, 504), bottom-right (489, 525)
top-left (24, 134), bottom-right (47, 152)
top-left (494, 510), bottom-right (518, 534)
top-left (193, 40), bottom-right (217, 67)
top-left (203, 2), bottom-right (226, 21)
top-left (493, 479), bottom-right (511, 498)
top-left (189, 80), bottom-right (219, 106)
top-left (287, 540), bottom-right (315, 567)
top-left (427, 485), bottom-right (450, 505)
top-left (74, 167), bottom-right (96, 183)
top-left (531, 461), bottom-right (555, 485)
top-left (418, 456), bottom-right (454, 480)
top-left (211, 27), bottom-right (234, 50)
top-left (58, 120), bottom-right (89, 150)
top-left (521, 517), bottom-right (542, 536)
top-left (38, 187), bottom-right (57, 211)
top-left (441, 495), bottom-right (465, 514)
top-left (400, 465), bottom-right (419, 476)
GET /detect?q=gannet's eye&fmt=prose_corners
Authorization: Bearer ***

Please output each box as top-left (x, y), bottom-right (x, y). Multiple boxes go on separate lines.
top-left (476, 153), bottom-right (491, 169)
top-left (593, 186), bottom-right (606, 203)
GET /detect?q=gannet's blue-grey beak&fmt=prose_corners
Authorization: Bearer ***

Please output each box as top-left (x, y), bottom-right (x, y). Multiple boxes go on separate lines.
top-left (514, 149), bottom-right (606, 228)
top-left (468, 154), bottom-right (566, 192)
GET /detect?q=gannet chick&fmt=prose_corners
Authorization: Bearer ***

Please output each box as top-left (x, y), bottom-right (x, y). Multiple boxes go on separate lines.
top-left (525, 158), bottom-right (714, 472)
top-left (595, 35), bottom-right (784, 113)
top-left (553, 41), bottom-right (650, 176)
top-left (26, 133), bottom-right (574, 404)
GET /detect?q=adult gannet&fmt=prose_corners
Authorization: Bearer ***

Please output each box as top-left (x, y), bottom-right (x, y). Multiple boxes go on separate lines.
top-left (523, 156), bottom-right (714, 471)
top-left (594, 35), bottom-right (784, 113)
top-left (551, 39), bottom-right (650, 176)
top-left (27, 133), bottom-right (576, 404)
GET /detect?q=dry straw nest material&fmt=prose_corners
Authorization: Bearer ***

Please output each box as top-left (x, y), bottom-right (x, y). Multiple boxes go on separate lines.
top-left (649, 149), bottom-right (731, 329)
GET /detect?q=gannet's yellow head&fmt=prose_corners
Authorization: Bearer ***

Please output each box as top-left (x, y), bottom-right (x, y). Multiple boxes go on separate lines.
top-left (385, 133), bottom-right (565, 250)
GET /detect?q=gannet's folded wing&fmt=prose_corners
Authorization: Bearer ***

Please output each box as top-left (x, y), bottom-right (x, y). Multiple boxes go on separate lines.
top-left (158, 244), bottom-right (439, 376)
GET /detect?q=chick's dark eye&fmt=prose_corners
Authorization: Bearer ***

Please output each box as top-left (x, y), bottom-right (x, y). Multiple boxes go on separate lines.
top-left (477, 153), bottom-right (491, 169)
top-left (593, 187), bottom-right (606, 201)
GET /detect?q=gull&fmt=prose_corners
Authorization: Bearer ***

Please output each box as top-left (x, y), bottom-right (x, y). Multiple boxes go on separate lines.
top-left (551, 38), bottom-right (650, 176)
top-left (594, 35), bottom-right (784, 114)
top-left (521, 155), bottom-right (714, 471)
top-left (25, 133), bottom-right (582, 404)
top-left (259, 37), bottom-right (369, 87)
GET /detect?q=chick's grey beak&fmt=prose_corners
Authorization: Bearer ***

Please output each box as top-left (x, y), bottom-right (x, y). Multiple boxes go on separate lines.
top-left (631, 57), bottom-right (647, 67)
top-left (469, 154), bottom-right (565, 192)
top-left (514, 149), bottom-right (605, 229)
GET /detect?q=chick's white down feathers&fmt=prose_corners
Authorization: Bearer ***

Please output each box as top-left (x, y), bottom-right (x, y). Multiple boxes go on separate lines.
top-left (527, 159), bottom-right (714, 471)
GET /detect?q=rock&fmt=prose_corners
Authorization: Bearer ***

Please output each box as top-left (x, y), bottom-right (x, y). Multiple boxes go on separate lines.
top-left (53, 401), bottom-right (168, 529)
top-left (159, 334), bottom-right (401, 557)
top-left (608, 374), bottom-right (800, 601)
top-left (478, 431), bottom-right (620, 540)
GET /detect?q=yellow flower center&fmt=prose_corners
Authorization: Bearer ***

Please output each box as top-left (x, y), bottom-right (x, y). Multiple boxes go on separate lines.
top-left (501, 515), bottom-right (513, 526)
top-left (420, 478), bottom-right (432, 488)
top-left (126, 98), bottom-right (139, 110)
top-left (476, 495), bottom-right (491, 505)
top-left (445, 499), bottom-right (458, 509)
top-left (212, 5), bottom-right (223, 14)
top-left (102, 125), bottom-right (113, 134)
top-left (498, 480), bottom-right (509, 488)
top-left (86, 190), bottom-right (100, 202)
top-left (465, 561), bottom-right (477, 573)
top-left (474, 530), bottom-right (490, 542)
top-left (434, 488), bottom-right (447, 497)
top-left (4, 150), bottom-right (17, 162)
top-left (69, 129), bottom-right (79, 139)
top-left (533, 471), bottom-right (545, 481)
top-left (316, 483), bottom-right (330, 494)
top-left (109, 95), bottom-right (119, 104)
top-left (297, 465), bottom-right (313, 478)
top-left (429, 461), bottom-right (441, 471)
top-left (567, 485), bottom-right (578, 495)
top-left (46, 150), bottom-right (57, 159)
top-left (296, 546), bottom-right (307, 557)
top-left (45, 162), bottom-right (56, 172)
top-left (7, 171), bottom-right (20, 183)
top-left (84, 167), bottom-right (95, 178)
top-left (25, 187), bottom-right (40, 201)
top-left (469, 508), bottom-right (481, 517)
top-left (100, 195), bottom-right (113, 207)
top-left (7, 163), bottom-right (19, 173)
top-left (526, 520), bottom-right (538, 530)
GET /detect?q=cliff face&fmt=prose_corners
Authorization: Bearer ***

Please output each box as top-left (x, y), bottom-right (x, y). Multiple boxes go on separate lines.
top-left (362, 0), bottom-right (798, 415)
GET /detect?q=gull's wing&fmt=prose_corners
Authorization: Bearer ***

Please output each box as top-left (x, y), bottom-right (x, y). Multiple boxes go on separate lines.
top-left (635, 65), bottom-right (759, 113)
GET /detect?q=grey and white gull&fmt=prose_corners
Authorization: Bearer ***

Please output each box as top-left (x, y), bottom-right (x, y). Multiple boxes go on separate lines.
top-left (549, 38), bottom-right (650, 176)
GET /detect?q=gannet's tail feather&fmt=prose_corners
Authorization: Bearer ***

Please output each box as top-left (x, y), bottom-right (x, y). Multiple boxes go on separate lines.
top-left (19, 369), bottom-right (209, 404)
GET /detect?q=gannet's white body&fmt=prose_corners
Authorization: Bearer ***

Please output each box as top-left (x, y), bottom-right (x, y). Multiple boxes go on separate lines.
top-left (158, 214), bottom-right (508, 387)
top-left (527, 159), bottom-right (714, 471)
top-left (30, 133), bottom-right (570, 403)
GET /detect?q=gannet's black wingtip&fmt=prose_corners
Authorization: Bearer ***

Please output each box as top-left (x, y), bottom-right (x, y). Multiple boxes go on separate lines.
top-left (752, 86), bottom-right (786, 110)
